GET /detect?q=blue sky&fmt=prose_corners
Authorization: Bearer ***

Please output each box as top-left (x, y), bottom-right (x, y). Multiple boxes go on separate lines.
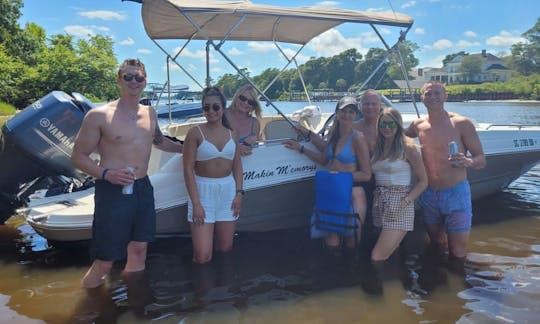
top-left (19, 0), bottom-right (539, 90)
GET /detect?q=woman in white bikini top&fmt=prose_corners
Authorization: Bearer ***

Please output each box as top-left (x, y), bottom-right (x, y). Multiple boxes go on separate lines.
top-left (182, 86), bottom-right (244, 265)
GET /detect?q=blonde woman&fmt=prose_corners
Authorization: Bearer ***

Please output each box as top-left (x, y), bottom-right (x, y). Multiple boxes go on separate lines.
top-left (225, 85), bottom-right (262, 156)
top-left (370, 107), bottom-right (427, 262)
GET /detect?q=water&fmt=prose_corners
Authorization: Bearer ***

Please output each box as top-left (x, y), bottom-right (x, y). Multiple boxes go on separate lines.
top-left (0, 102), bottom-right (539, 323)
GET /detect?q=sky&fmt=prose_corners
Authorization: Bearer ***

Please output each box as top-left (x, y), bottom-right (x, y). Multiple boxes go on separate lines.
top-left (18, 0), bottom-right (540, 90)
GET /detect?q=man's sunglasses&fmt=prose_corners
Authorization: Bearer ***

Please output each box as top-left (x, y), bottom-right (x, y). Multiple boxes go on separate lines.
top-left (378, 120), bottom-right (398, 129)
top-left (122, 73), bottom-right (146, 83)
top-left (238, 94), bottom-right (257, 108)
top-left (202, 103), bottom-right (222, 112)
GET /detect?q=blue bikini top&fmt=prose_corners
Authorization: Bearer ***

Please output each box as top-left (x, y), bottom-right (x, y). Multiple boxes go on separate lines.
top-left (237, 117), bottom-right (255, 143)
top-left (325, 132), bottom-right (357, 164)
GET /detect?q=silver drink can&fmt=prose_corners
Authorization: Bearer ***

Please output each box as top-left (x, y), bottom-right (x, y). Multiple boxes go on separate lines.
top-left (122, 166), bottom-right (136, 195)
top-left (448, 141), bottom-right (459, 156)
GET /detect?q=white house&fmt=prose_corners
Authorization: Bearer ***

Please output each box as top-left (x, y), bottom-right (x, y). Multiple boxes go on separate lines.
top-left (443, 50), bottom-right (511, 84)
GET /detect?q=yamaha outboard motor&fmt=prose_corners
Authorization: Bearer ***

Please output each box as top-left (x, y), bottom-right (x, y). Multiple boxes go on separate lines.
top-left (0, 91), bottom-right (95, 222)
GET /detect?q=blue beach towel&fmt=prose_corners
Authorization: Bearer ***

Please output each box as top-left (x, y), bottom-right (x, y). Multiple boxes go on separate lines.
top-left (311, 170), bottom-right (358, 238)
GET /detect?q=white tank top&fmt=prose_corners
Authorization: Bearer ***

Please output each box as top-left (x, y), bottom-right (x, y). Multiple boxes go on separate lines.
top-left (372, 158), bottom-right (412, 186)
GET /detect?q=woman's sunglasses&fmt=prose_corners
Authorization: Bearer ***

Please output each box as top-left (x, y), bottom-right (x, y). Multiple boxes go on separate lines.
top-left (122, 73), bottom-right (146, 83)
top-left (238, 94), bottom-right (257, 108)
top-left (378, 120), bottom-right (398, 129)
top-left (202, 103), bottom-right (222, 112)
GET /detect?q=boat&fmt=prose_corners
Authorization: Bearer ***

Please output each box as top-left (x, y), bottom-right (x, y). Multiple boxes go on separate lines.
top-left (2, 0), bottom-right (538, 243)
top-left (142, 83), bottom-right (202, 119)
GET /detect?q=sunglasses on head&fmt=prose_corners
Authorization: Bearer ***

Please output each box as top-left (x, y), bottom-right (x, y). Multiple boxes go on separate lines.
top-left (379, 120), bottom-right (398, 129)
top-left (122, 73), bottom-right (146, 83)
top-left (202, 103), bottom-right (222, 112)
top-left (238, 94), bottom-right (257, 108)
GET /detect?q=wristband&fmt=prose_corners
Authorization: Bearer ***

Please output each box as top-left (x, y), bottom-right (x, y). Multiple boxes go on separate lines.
top-left (236, 189), bottom-right (245, 195)
top-left (102, 168), bottom-right (109, 180)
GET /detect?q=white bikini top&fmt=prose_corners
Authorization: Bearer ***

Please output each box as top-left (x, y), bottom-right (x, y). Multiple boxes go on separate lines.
top-left (196, 125), bottom-right (236, 161)
top-left (372, 158), bottom-right (412, 186)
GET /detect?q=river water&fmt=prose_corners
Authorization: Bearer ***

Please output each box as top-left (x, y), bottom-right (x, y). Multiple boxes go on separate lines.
top-left (0, 102), bottom-right (539, 323)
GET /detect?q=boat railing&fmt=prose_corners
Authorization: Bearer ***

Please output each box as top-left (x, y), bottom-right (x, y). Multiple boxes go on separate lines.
top-left (485, 123), bottom-right (540, 130)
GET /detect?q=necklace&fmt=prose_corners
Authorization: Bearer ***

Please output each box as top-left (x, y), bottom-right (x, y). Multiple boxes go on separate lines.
top-left (123, 108), bottom-right (139, 124)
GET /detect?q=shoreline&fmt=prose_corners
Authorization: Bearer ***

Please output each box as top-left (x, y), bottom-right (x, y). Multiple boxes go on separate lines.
top-left (462, 99), bottom-right (540, 103)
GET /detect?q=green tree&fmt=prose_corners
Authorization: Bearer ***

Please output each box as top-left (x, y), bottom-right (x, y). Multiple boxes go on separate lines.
top-left (387, 41), bottom-right (419, 81)
top-left (0, 44), bottom-right (36, 107)
top-left (253, 68), bottom-right (282, 99)
top-left (458, 55), bottom-right (483, 83)
top-left (442, 51), bottom-right (468, 66)
top-left (354, 48), bottom-right (390, 89)
top-left (335, 78), bottom-right (347, 91)
top-left (510, 17), bottom-right (540, 75)
top-left (76, 35), bottom-right (119, 100)
top-left (326, 48), bottom-right (362, 91)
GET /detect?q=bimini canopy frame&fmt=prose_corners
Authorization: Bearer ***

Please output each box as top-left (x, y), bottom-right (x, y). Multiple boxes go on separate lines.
top-left (130, 0), bottom-right (415, 123)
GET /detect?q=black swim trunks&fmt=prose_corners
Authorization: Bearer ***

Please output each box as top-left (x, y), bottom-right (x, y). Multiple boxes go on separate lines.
top-left (90, 176), bottom-right (156, 261)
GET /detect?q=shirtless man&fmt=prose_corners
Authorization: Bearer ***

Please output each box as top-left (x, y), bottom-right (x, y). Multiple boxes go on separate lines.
top-left (354, 89), bottom-right (383, 242)
top-left (354, 89), bottom-right (383, 153)
top-left (71, 58), bottom-right (183, 288)
top-left (406, 81), bottom-right (486, 259)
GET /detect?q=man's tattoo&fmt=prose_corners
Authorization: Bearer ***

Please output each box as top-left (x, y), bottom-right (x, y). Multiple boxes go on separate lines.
top-left (153, 124), bottom-right (164, 145)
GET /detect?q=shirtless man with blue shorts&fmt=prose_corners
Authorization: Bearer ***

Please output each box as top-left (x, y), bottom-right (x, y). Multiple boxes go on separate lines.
top-left (72, 58), bottom-right (183, 288)
top-left (406, 81), bottom-right (486, 259)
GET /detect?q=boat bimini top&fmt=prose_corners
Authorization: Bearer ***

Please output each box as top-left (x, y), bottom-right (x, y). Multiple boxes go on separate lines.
top-left (127, 0), bottom-right (416, 122)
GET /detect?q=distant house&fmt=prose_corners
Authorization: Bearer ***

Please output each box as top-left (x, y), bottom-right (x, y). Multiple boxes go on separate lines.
top-left (394, 50), bottom-right (511, 91)
top-left (446, 50), bottom-right (511, 83)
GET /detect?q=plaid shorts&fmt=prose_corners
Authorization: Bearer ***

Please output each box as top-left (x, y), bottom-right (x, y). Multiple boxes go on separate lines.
top-left (372, 185), bottom-right (414, 231)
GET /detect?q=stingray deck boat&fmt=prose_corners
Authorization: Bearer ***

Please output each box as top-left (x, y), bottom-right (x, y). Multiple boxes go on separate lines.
top-left (0, 0), bottom-right (538, 243)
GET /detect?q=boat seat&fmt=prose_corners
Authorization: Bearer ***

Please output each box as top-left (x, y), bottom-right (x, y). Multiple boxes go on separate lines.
top-left (263, 119), bottom-right (299, 140)
top-left (311, 170), bottom-right (359, 237)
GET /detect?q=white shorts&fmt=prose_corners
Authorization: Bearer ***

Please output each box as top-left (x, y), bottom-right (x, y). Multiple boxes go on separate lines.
top-left (187, 174), bottom-right (236, 223)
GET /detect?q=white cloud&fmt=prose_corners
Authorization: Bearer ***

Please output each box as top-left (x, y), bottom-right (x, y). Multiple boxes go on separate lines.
top-left (172, 47), bottom-right (220, 64)
top-left (137, 49), bottom-right (151, 55)
top-left (414, 28), bottom-right (425, 35)
top-left (64, 25), bottom-right (93, 37)
top-left (162, 62), bottom-right (182, 72)
top-left (359, 31), bottom-right (380, 44)
top-left (456, 40), bottom-right (481, 48)
top-left (401, 1), bottom-right (417, 9)
top-left (486, 30), bottom-right (527, 47)
top-left (315, 1), bottom-right (340, 7)
top-left (366, 7), bottom-right (386, 12)
top-left (308, 29), bottom-right (365, 57)
top-left (282, 48), bottom-right (310, 64)
top-left (78, 10), bottom-right (126, 21)
top-left (91, 25), bottom-right (109, 32)
top-left (119, 37), bottom-right (135, 46)
top-left (426, 55), bottom-right (446, 68)
top-left (432, 39), bottom-right (453, 50)
top-left (247, 42), bottom-right (275, 52)
top-left (464, 31), bottom-right (477, 38)
top-left (228, 47), bottom-right (244, 56)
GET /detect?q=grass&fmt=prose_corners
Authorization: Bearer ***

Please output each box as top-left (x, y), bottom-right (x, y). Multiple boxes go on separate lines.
top-left (0, 116), bottom-right (9, 127)
top-left (0, 102), bottom-right (16, 127)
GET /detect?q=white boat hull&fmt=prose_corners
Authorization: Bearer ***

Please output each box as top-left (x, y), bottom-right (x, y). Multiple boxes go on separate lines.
top-left (25, 140), bottom-right (321, 241)
top-left (24, 121), bottom-right (540, 242)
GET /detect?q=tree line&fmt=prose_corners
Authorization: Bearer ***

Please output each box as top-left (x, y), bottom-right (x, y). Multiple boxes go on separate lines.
top-left (1, 0), bottom-right (539, 110)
